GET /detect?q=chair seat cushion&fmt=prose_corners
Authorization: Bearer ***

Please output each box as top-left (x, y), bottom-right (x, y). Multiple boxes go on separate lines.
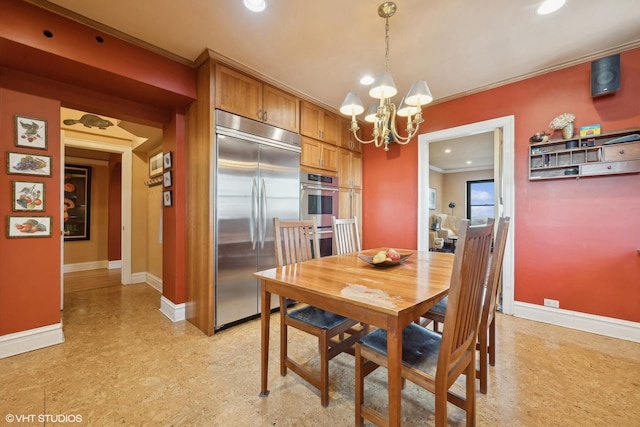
top-left (360, 323), bottom-right (441, 373)
top-left (288, 306), bottom-right (350, 330)
top-left (427, 296), bottom-right (448, 316)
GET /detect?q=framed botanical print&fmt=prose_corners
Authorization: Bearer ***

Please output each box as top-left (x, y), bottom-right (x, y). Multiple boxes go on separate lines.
top-left (15, 115), bottom-right (47, 150)
top-left (13, 180), bottom-right (45, 211)
top-left (6, 151), bottom-right (52, 176)
top-left (163, 170), bottom-right (172, 187)
top-left (163, 190), bottom-right (172, 207)
top-left (7, 215), bottom-right (52, 238)
top-left (163, 151), bottom-right (172, 169)
top-left (149, 151), bottom-right (163, 177)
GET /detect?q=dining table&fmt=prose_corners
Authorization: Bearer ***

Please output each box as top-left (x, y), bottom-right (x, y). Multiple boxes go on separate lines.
top-left (254, 248), bottom-right (454, 427)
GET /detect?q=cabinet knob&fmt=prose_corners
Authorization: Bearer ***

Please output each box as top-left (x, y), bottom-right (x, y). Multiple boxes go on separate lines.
top-left (619, 149), bottom-right (625, 155)
top-left (607, 165), bottom-right (612, 169)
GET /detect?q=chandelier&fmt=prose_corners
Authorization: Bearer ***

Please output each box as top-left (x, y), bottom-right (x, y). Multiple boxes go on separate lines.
top-left (339, 2), bottom-right (433, 151)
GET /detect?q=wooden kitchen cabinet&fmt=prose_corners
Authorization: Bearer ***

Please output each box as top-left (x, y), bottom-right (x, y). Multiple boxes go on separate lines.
top-left (339, 117), bottom-right (362, 153)
top-left (301, 136), bottom-right (338, 172)
top-left (215, 65), bottom-right (299, 132)
top-left (300, 101), bottom-right (340, 145)
top-left (339, 187), bottom-right (362, 235)
top-left (338, 148), bottom-right (362, 189)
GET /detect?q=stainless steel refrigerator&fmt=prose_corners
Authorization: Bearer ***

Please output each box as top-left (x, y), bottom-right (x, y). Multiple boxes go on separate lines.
top-left (214, 110), bottom-right (301, 329)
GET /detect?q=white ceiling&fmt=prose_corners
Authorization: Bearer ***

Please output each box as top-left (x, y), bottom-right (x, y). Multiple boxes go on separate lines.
top-left (35, 0), bottom-right (640, 168)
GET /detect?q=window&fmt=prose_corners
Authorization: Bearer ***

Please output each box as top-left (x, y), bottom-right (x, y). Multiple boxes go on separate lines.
top-left (466, 179), bottom-right (494, 225)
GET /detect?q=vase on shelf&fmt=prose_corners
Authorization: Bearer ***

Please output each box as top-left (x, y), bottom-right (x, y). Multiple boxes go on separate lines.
top-left (562, 123), bottom-right (574, 139)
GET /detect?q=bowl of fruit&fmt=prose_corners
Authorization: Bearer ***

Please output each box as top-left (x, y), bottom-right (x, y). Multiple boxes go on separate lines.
top-left (358, 249), bottom-right (412, 267)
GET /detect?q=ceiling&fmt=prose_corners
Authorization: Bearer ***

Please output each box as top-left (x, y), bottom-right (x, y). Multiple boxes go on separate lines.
top-left (34, 0), bottom-right (640, 169)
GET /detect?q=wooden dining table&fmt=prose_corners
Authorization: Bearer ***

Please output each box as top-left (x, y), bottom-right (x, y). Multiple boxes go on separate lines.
top-left (254, 248), bottom-right (454, 426)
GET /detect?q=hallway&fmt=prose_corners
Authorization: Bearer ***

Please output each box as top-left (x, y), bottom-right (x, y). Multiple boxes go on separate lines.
top-left (1, 276), bottom-right (639, 426)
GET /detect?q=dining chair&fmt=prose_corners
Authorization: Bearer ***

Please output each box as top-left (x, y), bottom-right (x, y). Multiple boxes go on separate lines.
top-left (354, 219), bottom-right (494, 427)
top-left (273, 218), bottom-right (368, 407)
top-left (422, 216), bottom-right (510, 394)
top-left (331, 216), bottom-right (361, 254)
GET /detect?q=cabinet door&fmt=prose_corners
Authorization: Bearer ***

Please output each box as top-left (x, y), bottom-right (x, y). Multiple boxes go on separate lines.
top-left (215, 65), bottom-right (263, 121)
top-left (263, 85), bottom-right (299, 133)
top-left (321, 143), bottom-right (338, 172)
top-left (340, 118), bottom-right (362, 152)
top-left (338, 148), bottom-right (351, 186)
top-left (301, 137), bottom-right (322, 169)
top-left (338, 188), bottom-right (362, 241)
top-left (300, 101), bottom-right (323, 140)
top-left (350, 152), bottom-right (362, 188)
top-left (322, 110), bottom-right (340, 145)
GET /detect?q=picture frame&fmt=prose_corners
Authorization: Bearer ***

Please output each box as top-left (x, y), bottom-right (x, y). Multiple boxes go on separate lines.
top-left (163, 151), bottom-right (172, 169)
top-left (15, 115), bottom-right (47, 150)
top-left (12, 180), bottom-right (46, 211)
top-left (149, 151), bottom-right (163, 177)
top-left (64, 164), bottom-right (91, 241)
top-left (428, 187), bottom-right (436, 210)
top-left (6, 151), bottom-right (52, 176)
top-left (7, 215), bottom-right (52, 238)
top-left (163, 190), bottom-right (172, 207)
top-left (163, 170), bottom-right (172, 187)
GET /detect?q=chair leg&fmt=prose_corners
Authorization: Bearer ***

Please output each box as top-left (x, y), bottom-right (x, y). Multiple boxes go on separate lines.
top-left (434, 381), bottom-right (448, 427)
top-left (478, 328), bottom-right (489, 394)
top-left (279, 297), bottom-right (288, 376)
top-left (489, 317), bottom-right (496, 366)
top-left (354, 344), bottom-right (364, 427)
top-left (319, 330), bottom-right (329, 407)
top-left (465, 353), bottom-right (477, 427)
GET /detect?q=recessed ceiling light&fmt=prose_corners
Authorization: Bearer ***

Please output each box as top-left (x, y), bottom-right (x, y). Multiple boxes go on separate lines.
top-left (537, 0), bottom-right (566, 15)
top-left (466, 160), bottom-right (472, 164)
top-left (360, 75), bottom-right (374, 85)
top-left (444, 149), bottom-right (451, 153)
top-left (244, 0), bottom-right (267, 12)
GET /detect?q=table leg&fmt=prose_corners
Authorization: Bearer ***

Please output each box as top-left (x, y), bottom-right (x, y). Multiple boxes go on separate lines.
top-left (260, 280), bottom-right (271, 397)
top-left (387, 320), bottom-right (402, 427)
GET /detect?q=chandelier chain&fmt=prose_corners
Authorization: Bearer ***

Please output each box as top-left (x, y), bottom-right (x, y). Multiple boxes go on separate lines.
top-left (384, 16), bottom-right (390, 72)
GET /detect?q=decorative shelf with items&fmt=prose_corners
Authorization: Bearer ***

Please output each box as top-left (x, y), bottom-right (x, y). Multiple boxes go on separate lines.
top-left (528, 126), bottom-right (640, 180)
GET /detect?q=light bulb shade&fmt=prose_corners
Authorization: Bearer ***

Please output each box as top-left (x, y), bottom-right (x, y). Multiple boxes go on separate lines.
top-left (369, 71), bottom-right (398, 99)
top-left (339, 92), bottom-right (365, 116)
top-left (364, 103), bottom-right (378, 123)
top-left (404, 80), bottom-right (433, 106)
top-left (396, 97), bottom-right (420, 117)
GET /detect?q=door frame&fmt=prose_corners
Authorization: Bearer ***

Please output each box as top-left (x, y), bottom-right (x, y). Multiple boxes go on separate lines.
top-left (63, 136), bottom-right (133, 292)
top-left (417, 115), bottom-right (515, 315)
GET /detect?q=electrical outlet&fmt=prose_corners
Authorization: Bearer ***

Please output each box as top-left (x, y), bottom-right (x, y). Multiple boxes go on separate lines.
top-left (544, 298), bottom-right (560, 308)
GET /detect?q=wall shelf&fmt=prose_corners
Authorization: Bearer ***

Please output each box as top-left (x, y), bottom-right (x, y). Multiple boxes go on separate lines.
top-left (529, 127), bottom-right (640, 180)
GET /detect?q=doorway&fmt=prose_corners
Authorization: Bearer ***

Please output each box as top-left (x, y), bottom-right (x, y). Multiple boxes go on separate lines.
top-left (417, 115), bottom-right (515, 315)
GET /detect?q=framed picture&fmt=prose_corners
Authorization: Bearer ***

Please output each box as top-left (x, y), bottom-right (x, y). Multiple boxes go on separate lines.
top-left (428, 187), bottom-right (436, 210)
top-left (163, 151), bottom-right (172, 169)
top-left (149, 151), bottom-right (163, 177)
top-left (15, 115), bottom-right (47, 150)
top-left (6, 151), bottom-right (52, 176)
top-left (7, 215), bottom-right (52, 238)
top-left (163, 190), bottom-right (172, 207)
top-left (64, 165), bottom-right (91, 240)
top-left (13, 180), bottom-right (45, 211)
top-left (163, 170), bottom-right (172, 187)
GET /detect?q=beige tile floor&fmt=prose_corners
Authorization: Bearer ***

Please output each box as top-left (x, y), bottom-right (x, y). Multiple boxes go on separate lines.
top-left (1, 273), bottom-right (639, 426)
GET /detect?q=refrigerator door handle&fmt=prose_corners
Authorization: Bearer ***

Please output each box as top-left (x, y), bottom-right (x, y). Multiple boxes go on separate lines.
top-left (251, 177), bottom-right (258, 250)
top-left (260, 178), bottom-right (267, 249)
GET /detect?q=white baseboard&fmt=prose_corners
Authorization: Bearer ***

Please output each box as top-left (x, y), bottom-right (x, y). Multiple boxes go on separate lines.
top-left (130, 272), bottom-right (147, 284)
top-left (513, 302), bottom-right (640, 343)
top-left (108, 260), bottom-right (122, 269)
top-left (63, 260), bottom-right (108, 273)
top-left (160, 296), bottom-right (186, 322)
top-left (0, 323), bottom-right (65, 359)
top-left (146, 272), bottom-right (162, 293)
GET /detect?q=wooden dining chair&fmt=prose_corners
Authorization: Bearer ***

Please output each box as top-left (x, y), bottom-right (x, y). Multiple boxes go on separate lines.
top-left (421, 216), bottom-right (510, 394)
top-left (273, 218), bottom-right (368, 407)
top-left (331, 216), bottom-right (361, 254)
top-left (354, 219), bottom-right (494, 427)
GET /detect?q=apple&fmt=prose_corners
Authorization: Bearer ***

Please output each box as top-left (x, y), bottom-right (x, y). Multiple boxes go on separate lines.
top-left (386, 248), bottom-right (401, 260)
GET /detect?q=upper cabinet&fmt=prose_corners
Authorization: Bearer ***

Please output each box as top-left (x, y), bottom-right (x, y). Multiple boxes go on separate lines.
top-left (215, 65), bottom-right (299, 133)
top-left (338, 117), bottom-right (362, 153)
top-left (301, 136), bottom-right (338, 172)
top-left (338, 148), bottom-right (362, 189)
top-left (300, 101), bottom-right (340, 145)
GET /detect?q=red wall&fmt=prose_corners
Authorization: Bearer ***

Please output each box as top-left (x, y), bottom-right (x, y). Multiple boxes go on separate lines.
top-left (363, 48), bottom-right (640, 322)
top-left (0, 89), bottom-right (62, 335)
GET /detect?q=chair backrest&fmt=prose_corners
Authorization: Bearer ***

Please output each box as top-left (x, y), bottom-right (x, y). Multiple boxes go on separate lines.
top-left (480, 216), bottom-right (510, 329)
top-left (273, 218), bottom-right (320, 267)
top-left (438, 219), bottom-right (494, 377)
top-left (331, 216), bottom-right (361, 255)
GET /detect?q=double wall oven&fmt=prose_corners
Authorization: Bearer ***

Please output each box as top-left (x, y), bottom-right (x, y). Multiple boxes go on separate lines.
top-left (300, 172), bottom-right (339, 257)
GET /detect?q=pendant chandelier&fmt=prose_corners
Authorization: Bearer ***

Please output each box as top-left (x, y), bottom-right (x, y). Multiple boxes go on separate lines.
top-left (340, 2), bottom-right (433, 151)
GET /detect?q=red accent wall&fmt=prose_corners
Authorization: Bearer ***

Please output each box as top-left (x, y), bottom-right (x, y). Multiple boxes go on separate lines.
top-left (363, 48), bottom-right (640, 322)
top-left (0, 89), bottom-right (61, 335)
